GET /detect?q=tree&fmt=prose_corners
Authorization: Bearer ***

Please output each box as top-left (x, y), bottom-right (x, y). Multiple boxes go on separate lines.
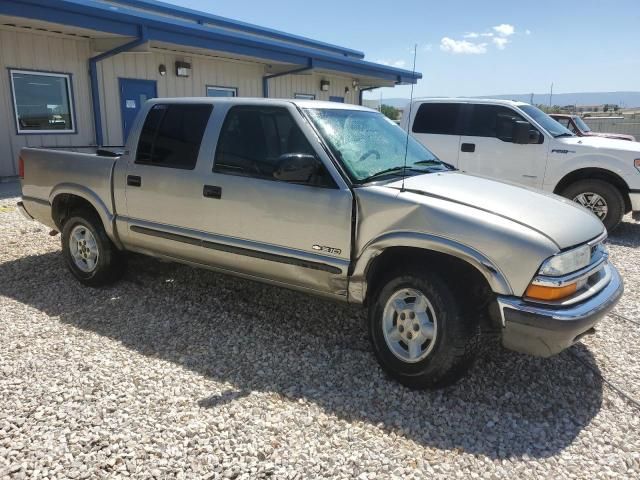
top-left (603, 104), bottom-right (609, 113)
top-left (380, 104), bottom-right (400, 121)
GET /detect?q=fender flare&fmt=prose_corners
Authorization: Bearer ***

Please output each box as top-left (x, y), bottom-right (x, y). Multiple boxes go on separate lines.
top-left (348, 231), bottom-right (513, 304)
top-left (49, 183), bottom-right (122, 248)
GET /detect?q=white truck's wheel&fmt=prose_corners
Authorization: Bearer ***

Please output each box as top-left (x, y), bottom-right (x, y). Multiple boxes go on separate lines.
top-left (562, 179), bottom-right (625, 232)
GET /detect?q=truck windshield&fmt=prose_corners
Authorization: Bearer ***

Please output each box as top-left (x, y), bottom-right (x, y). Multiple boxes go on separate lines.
top-left (518, 105), bottom-right (575, 138)
top-left (305, 108), bottom-right (448, 183)
top-left (574, 116), bottom-right (592, 133)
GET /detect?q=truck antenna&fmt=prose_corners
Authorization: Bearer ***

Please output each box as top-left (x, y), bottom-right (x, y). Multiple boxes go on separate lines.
top-left (401, 44), bottom-right (418, 192)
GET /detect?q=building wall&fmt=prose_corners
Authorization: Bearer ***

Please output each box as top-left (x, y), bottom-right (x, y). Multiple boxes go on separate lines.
top-left (0, 27), bottom-right (361, 177)
top-left (0, 27), bottom-right (95, 177)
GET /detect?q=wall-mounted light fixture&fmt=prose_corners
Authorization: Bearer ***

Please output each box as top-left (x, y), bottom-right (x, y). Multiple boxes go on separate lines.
top-left (352, 80), bottom-right (359, 91)
top-left (344, 86), bottom-right (350, 94)
top-left (175, 61), bottom-right (191, 77)
top-left (320, 80), bottom-right (330, 91)
top-left (158, 64), bottom-right (167, 76)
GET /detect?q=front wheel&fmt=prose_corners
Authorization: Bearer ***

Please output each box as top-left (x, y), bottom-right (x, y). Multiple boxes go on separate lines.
top-left (368, 270), bottom-right (480, 389)
top-left (561, 179), bottom-right (625, 232)
top-left (61, 210), bottom-right (126, 287)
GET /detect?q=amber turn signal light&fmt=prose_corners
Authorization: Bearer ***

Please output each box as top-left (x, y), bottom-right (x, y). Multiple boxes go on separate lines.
top-left (525, 283), bottom-right (577, 301)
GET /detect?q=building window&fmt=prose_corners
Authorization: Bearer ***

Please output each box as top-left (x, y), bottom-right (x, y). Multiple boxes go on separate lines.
top-left (294, 93), bottom-right (315, 100)
top-left (206, 86), bottom-right (237, 97)
top-left (9, 69), bottom-right (75, 134)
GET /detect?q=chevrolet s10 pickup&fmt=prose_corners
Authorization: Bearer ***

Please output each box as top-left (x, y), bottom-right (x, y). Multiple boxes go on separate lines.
top-left (18, 98), bottom-right (623, 388)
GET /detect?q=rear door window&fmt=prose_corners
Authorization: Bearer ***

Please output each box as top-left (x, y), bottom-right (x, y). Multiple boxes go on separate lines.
top-left (412, 103), bottom-right (463, 135)
top-left (464, 104), bottom-right (526, 142)
top-left (135, 103), bottom-right (212, 169)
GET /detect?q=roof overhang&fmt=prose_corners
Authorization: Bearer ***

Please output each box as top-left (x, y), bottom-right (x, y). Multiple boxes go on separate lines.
top-left (1, 0), bottom-right (422, 85)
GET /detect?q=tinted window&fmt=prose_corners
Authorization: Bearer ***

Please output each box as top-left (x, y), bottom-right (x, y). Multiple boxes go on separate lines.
top-left (214, 106), bottom-right (333, 186)
top-left (465, 105), bottom-right (525, 141)
top-left (136, 104), bottom-right (212, 169)
top-left (412, 103), bottom-right (462, 135)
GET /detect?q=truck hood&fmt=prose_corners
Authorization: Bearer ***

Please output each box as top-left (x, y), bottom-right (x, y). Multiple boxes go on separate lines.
top-left (584, 131), bottom-right (636, 142)
top-left (557, 135), bottom-right (640, 154)
top-left (385, 172), bottom-right (604, 249)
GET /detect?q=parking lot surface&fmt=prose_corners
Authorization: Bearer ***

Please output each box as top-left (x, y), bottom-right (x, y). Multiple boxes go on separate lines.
top-left (1, 195), bottom-right (639, 479)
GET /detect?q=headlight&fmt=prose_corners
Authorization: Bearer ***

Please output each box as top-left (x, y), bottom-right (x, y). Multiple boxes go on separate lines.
top-left (635, 158), bottom-right (640, 172)
top-left (539, 244), bottom-right (591, 277)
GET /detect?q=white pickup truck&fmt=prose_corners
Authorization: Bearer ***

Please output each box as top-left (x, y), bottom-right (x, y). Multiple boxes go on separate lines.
top-left (17, 98), bottom-right (622, 388)
top-left (401, 98), bottom-right (640, 231)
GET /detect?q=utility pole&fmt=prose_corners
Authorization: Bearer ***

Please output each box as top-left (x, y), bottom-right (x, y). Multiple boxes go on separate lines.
top-left (530, 92), bottom-right (534, 104)
top-left (549, 83), bottom-right (553, 107)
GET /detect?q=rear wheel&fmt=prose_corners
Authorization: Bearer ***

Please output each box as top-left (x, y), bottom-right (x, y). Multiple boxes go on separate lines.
top-left (368, 269), bottom-right (480, 389)
top-left (61, 210), bottom-right (126, 287)
top-left (561, 179), bottom-right (625, 232)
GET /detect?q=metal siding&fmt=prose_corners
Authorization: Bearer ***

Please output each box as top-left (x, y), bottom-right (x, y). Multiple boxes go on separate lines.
top-left (0, 27), bottom-right (95, 177)
top-left (100, 51), bottom-right (264, 145)
top-left (269, 72), bottom-right (358, 104)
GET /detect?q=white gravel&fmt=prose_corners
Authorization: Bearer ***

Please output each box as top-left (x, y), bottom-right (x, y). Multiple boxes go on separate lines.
top-left (1, 195), bottom-right (639, 479)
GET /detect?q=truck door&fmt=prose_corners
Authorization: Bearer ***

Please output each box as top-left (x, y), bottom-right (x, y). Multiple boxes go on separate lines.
top-left (458, 104), bottom-right (547, 189)
top-left (409, 102), bottom-right (463, 167)
top-left (123, 102), bottom-right (352, 296)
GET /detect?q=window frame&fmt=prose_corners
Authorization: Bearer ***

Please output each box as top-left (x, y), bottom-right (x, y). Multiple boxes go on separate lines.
top-left (294, 93), bottom-right (316, 100)
top-left (9, 68), bottom-right (77, 135)
top-left (411, 102), bottom-right (464, 136)
top-left (134, 103), bottom-right (213, 170)
top-left (213, 104), bottom-right (337, 188)
top-left (206, 85), bottom-right (238, 97)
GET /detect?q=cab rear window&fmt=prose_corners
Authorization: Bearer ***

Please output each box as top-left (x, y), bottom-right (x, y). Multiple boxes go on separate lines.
top-left (136, 104), bottom-right (212, 169)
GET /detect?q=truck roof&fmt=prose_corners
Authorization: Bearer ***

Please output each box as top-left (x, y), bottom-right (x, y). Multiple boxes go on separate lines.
top-left (408, 97), bottom-right (530, 107)
top-left (146, 97), bottom-right (376, 112)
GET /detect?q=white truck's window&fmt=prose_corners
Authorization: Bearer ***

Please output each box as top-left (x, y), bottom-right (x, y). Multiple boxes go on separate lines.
top-left (465, 105), bottom-right (527, 141)
top-left (214, 105), bottom-right (332, 186)
top-left (412, 103), bottom-right (462, 135)
top-left (135, 104), bottom-right (212, 170)
top-left (9, 69), bottom-right (75, 134)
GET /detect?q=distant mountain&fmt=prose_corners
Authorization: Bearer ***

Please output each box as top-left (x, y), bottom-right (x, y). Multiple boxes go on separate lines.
top-left (476, 91), bottom-right (640, 108)
top-left (365, 92), bottom-right (640, 109)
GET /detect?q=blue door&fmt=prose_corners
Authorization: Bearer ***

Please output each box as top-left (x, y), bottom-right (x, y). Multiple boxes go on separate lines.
top-left (119, 78), bottom-right (157, 143)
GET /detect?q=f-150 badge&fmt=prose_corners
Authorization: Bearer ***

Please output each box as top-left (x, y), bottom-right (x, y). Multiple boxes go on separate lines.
top-left (312, 245), bottom-right (342, 255)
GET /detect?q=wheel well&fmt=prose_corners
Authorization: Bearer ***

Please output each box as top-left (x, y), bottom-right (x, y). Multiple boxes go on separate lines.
top-left (51, 194), bottom-right (100, 230)
top-left (365, 247), bottom-right (500, 332)
top-left (553, 168), bottom-right (631, 213)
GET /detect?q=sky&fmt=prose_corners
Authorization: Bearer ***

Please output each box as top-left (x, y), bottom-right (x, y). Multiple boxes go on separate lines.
top-left (163, 0), bottom-right (639, 100)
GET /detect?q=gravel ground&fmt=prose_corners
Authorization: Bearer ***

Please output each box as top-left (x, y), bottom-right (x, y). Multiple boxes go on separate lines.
top-left (1, 195), bottom-right (639, 479)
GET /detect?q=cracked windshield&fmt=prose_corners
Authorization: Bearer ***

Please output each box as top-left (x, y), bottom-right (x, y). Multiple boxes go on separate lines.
top-left (306, 109), bottom-right (449, 183)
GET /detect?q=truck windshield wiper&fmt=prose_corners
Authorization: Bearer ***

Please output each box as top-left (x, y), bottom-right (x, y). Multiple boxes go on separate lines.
top-left (554, 132), bottom-right (574, 138)
top-left (360, 166), bottom-right (432, 183)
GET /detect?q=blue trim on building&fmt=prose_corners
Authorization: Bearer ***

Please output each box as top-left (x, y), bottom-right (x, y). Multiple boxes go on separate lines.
top-left (108, 0), bottom-right (366, 59)
top-left (2, 0), bottom-right (421, 83)
top-left (89, 26), bottom-right (148, 146)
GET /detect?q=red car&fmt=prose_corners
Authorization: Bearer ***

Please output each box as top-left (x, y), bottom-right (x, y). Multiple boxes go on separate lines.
top-left (550, 114), bottom-right (636, 141)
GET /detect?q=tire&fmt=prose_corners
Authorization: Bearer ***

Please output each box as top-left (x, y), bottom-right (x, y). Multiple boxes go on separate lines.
top-left (61, 209), bottom-right (126, 287)
top-left (561, 179), bottom-right (625, 232)
top-left (368, 269), bottom-right (480, 389)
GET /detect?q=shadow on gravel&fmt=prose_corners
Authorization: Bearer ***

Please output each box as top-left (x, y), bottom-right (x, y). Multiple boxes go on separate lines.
top-left (608, 220), bottom-right (640, 248)
top-left (1, 251), bottom-right (604, 460)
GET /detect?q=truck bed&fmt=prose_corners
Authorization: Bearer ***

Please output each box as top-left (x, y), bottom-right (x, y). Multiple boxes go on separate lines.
top-left (20, 147), bottom-right (120, 231)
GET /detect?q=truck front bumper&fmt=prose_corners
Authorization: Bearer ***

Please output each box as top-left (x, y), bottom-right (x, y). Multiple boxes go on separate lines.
top-left (497, 263), bottom-right (623, 357)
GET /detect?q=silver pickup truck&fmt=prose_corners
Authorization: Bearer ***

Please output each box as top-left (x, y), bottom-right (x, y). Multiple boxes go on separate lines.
top-left (18, 98), bottom-right (623, 388)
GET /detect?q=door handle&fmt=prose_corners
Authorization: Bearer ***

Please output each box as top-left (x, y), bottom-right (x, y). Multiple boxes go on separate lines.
top-left (203, 185), bottom-right (222, 199)
top-left (127, 175), bottom-right (142, 187)
top-left (461, 143), bottom-right (475, 153)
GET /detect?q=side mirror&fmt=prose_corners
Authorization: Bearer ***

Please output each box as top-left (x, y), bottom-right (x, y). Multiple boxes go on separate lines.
top-left (512, 121), bottom-right (531, 144)
top-left (273, 153), bottom-right (319, 183)
top-left (528, 130), bottom-right (541, 144)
